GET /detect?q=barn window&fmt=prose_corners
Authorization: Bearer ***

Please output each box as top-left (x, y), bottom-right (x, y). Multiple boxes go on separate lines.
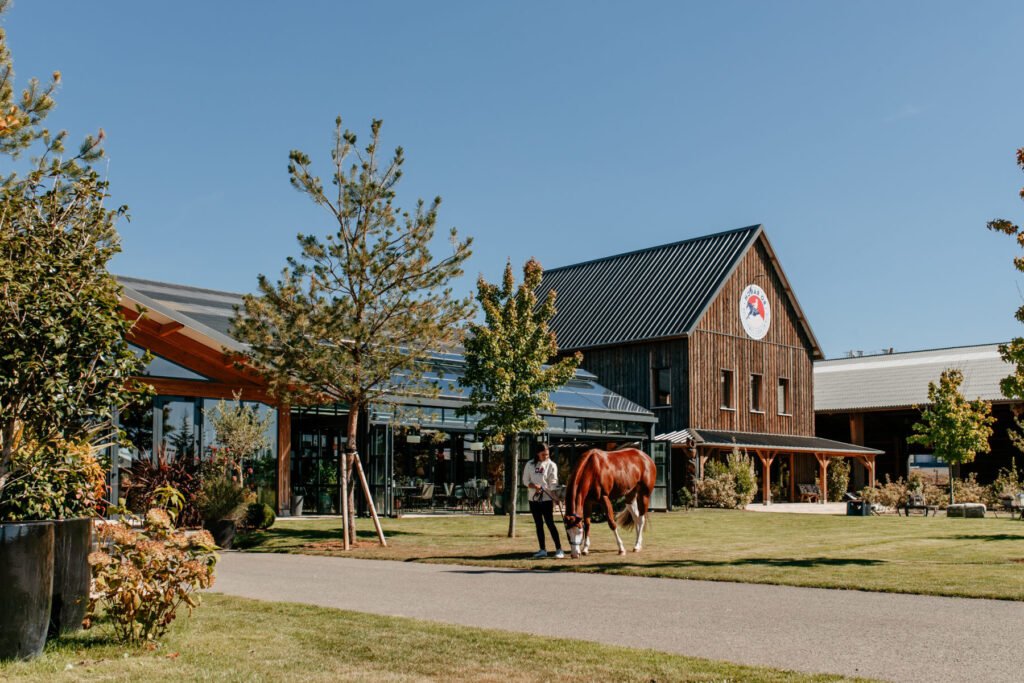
top-left (720, 369), bottom-right (735, 409)
top-left (652, 367), bottom-right (671, 407)
top-left (750, 374), bottom-right (763, 412)
top-left (777, 377), bottom-right (790, 415)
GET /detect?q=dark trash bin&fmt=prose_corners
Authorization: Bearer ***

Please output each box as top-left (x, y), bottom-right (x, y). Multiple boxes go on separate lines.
top-left (846, 500), bottom-right (870, 516)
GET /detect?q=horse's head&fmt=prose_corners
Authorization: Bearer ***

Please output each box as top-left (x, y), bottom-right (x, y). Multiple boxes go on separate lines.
top-left (563, 514), bottom-right (584, 559)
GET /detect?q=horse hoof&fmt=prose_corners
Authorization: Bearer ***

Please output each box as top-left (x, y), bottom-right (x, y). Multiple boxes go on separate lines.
top-left (581, 550), bottom-right (589, 556)
top-left (618, 549), bottom-right (626, 556)
top-left (571, 551), bottom-right (580, 559)
top-left (632, 548), bottom-right (640, 553)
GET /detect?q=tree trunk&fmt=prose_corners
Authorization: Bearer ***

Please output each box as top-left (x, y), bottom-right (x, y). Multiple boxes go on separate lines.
top-left (949, 463), bottom-right (955, 506)
top-left (343, 407), bottom-right (360, 548)
top-left (505, 433), bottom-right (519, 539)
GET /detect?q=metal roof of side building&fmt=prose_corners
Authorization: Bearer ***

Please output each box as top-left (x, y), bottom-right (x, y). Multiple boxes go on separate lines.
top-left (814, 343), bottom-right (1012, 413)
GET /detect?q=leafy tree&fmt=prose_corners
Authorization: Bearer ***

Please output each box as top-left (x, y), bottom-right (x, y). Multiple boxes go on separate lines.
top-left (203, 393), bottom-right (272, 481)
top-left (907, 369), bottom-right (994, 505)
top-left (234, 118), bottom-right (472, 547)
top-left (457, 259), bottom-right (581, 538)
top-left (987, 145), bottom-right (1024, 448)
top-left (0, 1), bottom-right (145, 503)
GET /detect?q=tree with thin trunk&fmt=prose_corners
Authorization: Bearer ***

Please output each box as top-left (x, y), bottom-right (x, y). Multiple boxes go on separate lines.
top-left (457, 259), bottom-right (581, 538)
top-left (0, 0), bottom-right (145, 501)
top-left (907, 369), bottom-right (994, 506)
top-left (233, 117), bottom-right (472, 548)
top-left (986, 145), bottom-right (1024, 450)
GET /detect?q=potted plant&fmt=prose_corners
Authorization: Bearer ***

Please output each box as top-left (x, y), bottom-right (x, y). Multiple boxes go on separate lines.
top-left (198, 476), bottom-right (249, 549)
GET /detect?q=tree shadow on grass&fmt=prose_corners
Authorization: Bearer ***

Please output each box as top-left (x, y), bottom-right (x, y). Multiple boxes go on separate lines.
top-left (235, 526), bottom-right (419, 550)
top-left (946, 534), bottom-right (1024, 542)
top-left (411, 554), bottom-right (886, 571)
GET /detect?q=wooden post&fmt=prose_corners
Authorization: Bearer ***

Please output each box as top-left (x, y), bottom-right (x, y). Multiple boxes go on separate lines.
top-left (340, 451), bottom-right (351, 551)
top-left (849, 413), bottom-right (865, 445)
top-left (352, 453), bottom-right (387, 547)
top-left (755, 450), bottom-right (776, 505)
top-left (815, 453), bottom-right (830, 504)
top-left (788, 453), bottom-right (795, 502)
top-left (277, 406), bottom-right (291, 516)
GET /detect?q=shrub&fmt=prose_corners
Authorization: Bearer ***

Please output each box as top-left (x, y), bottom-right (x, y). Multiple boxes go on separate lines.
top-left (950, 473), bottom-right (987, 505)
top-left (198, 476), bottom-right (250, 524)
top-left (0, 438), bottom-right (107, 521)
top-left (673, 487), bottom-right (693, 510)
top-left (86, 500), bottom-right (217, 644)
top-left (122, 455), bottom-right (205, 528)
top-left (726, 450), bottom-right (757, 507)
top-left (860, 476), bottom-right (909, 511)
top-left (827, 458), bottom-right (850, 502)
top-left (987, 465), bottom-right (1023, 508)
top-left (695, 475), bottom-right (739, 508)
top-left (244, 502), bottom-right (276, 530)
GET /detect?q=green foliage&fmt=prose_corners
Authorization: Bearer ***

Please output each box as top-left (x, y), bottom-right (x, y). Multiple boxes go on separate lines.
top-left (950, 473), bottom-right (987, 505)
top-left (123, 456), bottom-right (205, 528)
top-left (203, 394), bottom-right (272, 479)
top-left (988, 464), bottom-right (1022, 507)
top-left (198, 476), bottom-right (250, 523)
top-left (0, 1), bottom-right (146, 497)
top-left (696, 449), bottom-right (756, 509)
top-left (0, 437), bottom-right (107, 521)
top-left (672, 486), bottom-right (693, 510)
top-left (86, 501), bottom-right (218, 644)
top-left (244, 502), bottom-right (276, 530)
top-left (233, 117), bottom-right (473, 440)
top-left (908, 369), bottom-right (994, 503)
top-left (827, 457), bottom-right (850, 502)
top-left (457, 259), bottom-right (582, 442)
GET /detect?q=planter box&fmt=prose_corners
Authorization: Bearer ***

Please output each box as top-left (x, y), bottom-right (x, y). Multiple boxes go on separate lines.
top-left (204, 519), bottom-right (237, 549)
top-left (49, 518), bottom-right (93, 638)
top-left (0, 521), bottom-right (54, 661)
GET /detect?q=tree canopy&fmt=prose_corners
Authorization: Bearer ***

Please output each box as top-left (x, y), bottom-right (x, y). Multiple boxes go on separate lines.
top-left (458, 258), bottom-right (581, 536)
top-left (233, 117), bottom-right (472, 545)
top-left (907, 368), bottom-right (994, 504)
top-left (0, 0), bottom-right (145, 497)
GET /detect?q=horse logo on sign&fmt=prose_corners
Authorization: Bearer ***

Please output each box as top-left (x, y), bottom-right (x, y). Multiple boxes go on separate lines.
top-left (739, 284), bottom-right (771, 340)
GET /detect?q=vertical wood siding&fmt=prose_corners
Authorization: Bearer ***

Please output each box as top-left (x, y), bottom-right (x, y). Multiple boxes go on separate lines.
top-left (690, 239), bottom-right (815, 435)
top-left (576, 339), bottom-right (689, 436)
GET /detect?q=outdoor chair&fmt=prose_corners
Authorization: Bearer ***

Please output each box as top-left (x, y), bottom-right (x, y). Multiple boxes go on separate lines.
top-left (899, 493), bottom-right (937, 517)
top-left (408, 483), bottom-right (434, 509)
top-left (798, 484), bottom-right (820, 503)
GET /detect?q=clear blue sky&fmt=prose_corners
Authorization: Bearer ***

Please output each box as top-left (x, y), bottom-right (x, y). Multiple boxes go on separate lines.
top-left (6, 1), bottom-right (1024, 359)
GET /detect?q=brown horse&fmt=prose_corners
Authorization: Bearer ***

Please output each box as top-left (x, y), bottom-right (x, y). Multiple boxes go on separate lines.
top-left (561, 448), bottom-right (656, 558)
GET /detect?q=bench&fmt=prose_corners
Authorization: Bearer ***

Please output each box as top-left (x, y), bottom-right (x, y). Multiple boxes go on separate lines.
top-left (798, 484), bottom-right (820, 503)
top-left (899, 494), bottom-right (937, 517)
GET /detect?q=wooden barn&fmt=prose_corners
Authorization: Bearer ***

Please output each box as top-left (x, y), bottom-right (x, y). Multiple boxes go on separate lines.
top-left (538, 224), bottom-right (880, 505)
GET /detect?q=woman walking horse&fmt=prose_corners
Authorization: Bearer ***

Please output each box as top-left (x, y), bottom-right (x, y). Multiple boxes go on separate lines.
top-left (561, 447), bottom-right (656, 558)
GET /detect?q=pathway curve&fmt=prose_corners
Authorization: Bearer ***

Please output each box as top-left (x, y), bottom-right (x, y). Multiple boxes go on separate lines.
top-left (214, 552), bottom-right (1023, 682)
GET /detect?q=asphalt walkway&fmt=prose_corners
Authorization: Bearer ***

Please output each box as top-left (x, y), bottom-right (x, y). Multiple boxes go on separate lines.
top-left (214, 552), bottom-right (1024, 682)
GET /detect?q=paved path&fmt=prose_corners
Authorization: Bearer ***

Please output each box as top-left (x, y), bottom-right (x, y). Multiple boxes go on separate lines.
top-left (214, 552), bottom-right (1023, 682)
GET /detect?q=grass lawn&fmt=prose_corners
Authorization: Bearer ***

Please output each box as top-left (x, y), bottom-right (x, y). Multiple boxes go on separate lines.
top-left (238, 508), bottom-right (1024, 600)
top-left (0, 594), bottom-right (860, 682)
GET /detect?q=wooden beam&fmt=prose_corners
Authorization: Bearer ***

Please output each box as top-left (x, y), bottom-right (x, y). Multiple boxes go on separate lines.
top-left (789, 453), bottom-right (795, 502)
top-left (849, 412), bottom-right (865, 445)
top-left (137, 377), bottom-right (272, 403)
top-left (155, 321), bottom-right (184, 338)
top-left (277, 407), bottom-right (291, 516)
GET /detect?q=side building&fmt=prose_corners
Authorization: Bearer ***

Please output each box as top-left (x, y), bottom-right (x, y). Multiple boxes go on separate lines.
top-left (815, 343), bottom-right (1020, 487)
top-left (539, 224), bottom-right (879, 504)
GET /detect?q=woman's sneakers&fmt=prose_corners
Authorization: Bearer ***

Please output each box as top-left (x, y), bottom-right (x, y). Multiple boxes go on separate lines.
top-left (532, 549), bottom-right (548, 558)
top-left (554, 549), bottom-right (565, 559)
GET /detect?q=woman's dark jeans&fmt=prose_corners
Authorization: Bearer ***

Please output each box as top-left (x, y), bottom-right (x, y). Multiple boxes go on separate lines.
top-left (529, 499), bottom-right (562, 551)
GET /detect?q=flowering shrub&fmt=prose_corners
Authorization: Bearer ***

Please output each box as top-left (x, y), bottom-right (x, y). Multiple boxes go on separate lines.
top-left (123, 455), bottom-right (205, 528)
top-left (859, 476), bottom-right (909, 511)
top-left (827, 457), bottom-right (851, 502)
top-left (696, 449), bottom-right (757, 509)
top-left (86, 500), bottom-right (217, 644)
top-left (0, 438), bottom-right (107, 521)
top-left (950, 473), bottom-right (987, 505)
top-left (695, 475), bottom-right (740, 508)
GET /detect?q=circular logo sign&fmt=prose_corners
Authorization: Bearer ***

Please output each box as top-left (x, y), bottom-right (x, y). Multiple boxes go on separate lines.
top-left (739, 284), bottom-right (771, 340)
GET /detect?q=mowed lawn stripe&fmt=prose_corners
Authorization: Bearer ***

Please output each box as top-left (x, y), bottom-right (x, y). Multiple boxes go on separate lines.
top-left (238, 509), bottom-right (1024, 600)
top-left (0, 594), bottom-right (863, 682)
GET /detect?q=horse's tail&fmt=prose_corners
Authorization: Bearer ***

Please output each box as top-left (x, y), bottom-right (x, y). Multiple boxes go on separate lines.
top-left (615, 502), bottom-right (651, 530)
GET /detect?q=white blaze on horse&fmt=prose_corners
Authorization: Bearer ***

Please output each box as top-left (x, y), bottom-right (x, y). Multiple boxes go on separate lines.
top-left (561, 447), bottom-right (656, 558)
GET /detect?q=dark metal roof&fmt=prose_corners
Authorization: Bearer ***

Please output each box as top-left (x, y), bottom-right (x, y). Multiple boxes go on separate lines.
top-left (537, 225), bottom-right (762, 350)
top-left (657, 428), bottom-right (882, 455)
top-left (118, 275), bottom-right (243, 339)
